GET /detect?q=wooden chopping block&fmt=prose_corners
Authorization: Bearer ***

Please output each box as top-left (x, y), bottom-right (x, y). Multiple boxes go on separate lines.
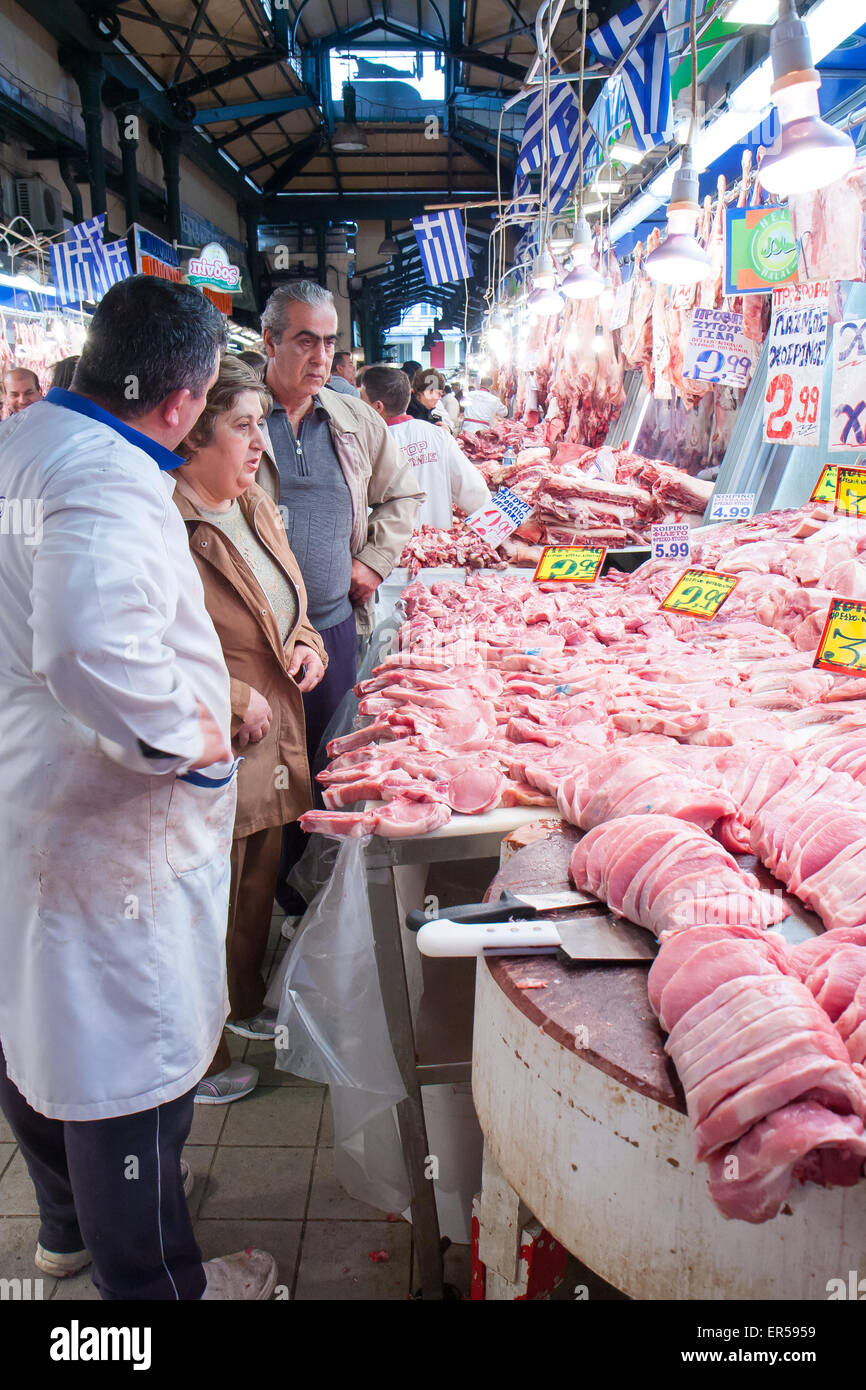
top-left (499, 817), bottom-right (563, 868)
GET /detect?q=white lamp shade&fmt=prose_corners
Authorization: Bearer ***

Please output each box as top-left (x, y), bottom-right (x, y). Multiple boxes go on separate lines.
top-left (561, 263), bottom-right (603, 300)
top-left (646, 232), bottom-right (712, 285)
top-left (528, 286), bottom-right (563, 316)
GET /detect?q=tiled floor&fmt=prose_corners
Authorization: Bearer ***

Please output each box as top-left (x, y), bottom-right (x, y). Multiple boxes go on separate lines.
top-left (0, 907), bottom-right (472, 1302)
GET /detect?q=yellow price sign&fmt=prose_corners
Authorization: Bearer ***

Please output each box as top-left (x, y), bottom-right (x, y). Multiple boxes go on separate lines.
top-left (660, 568), bottom-right (740, 620)
top-left (811, 464), bottom-right (837, 503)
top-left (533, 545), bottom-right (607, 584)
top-left (834, 465), bottom-right (866, 516)
top-left (814, 598), bottom-right (866, 674)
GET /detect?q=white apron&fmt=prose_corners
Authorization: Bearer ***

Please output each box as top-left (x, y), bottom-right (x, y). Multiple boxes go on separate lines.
top-left (0, 399), bottom-right (235, 1120)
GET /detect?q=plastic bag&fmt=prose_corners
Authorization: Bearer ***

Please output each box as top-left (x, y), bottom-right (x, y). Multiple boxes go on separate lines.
top-left (266, 833), bottom-right (411, 1214)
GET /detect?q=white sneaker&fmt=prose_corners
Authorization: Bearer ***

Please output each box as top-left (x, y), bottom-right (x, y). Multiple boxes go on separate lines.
top-left (225, 1009), bottom-right (278, 1041)
top-left (201, 1248), bottom-right (278, 1300)
top-left (195, 1061), bottom-right (259, 1104)
top-left (35, 1244), bottom-right (92, 1278)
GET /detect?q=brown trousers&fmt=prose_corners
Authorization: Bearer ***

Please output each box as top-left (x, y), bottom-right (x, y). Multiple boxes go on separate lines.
top-left (207, 824), bottom-right (284, 1076)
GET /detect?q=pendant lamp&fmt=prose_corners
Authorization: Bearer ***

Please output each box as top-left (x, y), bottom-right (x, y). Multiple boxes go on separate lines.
top-left (759, 0), bottom-right (855, 195)
top-left (562, 216), bottom-right (603, 299)
top-left (646, 148), bottom-right (712, 284)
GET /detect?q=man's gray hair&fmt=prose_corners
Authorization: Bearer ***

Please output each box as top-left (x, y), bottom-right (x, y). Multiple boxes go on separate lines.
top-left (261, 280), bottom-right (335, 344)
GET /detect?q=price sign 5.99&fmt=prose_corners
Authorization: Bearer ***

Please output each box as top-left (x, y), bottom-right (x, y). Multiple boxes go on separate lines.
top-left (660, 568), bottom-right (740, 620)
top-left (533, 545), bottom-right (606, 583)
top-left (814, 598), bottom-right (866, 674)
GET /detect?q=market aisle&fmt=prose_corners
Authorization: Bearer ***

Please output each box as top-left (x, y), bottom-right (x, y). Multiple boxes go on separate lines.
top-left (0, 906), bottom-right (471, 1302)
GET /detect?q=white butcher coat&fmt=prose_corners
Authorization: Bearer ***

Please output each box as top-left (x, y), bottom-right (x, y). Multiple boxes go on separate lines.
top-left (387, 415), bottom-right (490, 529)
top-left (0, 392), bottom-right (236, 1121)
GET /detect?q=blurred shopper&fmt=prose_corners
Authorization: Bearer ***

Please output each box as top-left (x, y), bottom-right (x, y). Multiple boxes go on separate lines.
top-left (327, 350), bottom-right (360, 396)
top-left (432, 381), bottom-right (460, 432)
top-left (173, 356), bottom-right (326, 1100)
top-left (401, 359), bottom-right (422, 381)
top-left (461, 375), bottom-right (507, 436)
top-left (50, 356), bottom-right (79, 390)
top-left (4, 366), bottom-right (42, 414)
top-left (236, 348), bottom-right (267, 376)
top-left (407, 368), bottom-right (445, 424)
top-left (361, 366), bottom-right (489, 529)
top-left (0, 276), bottom-right (278, 1299)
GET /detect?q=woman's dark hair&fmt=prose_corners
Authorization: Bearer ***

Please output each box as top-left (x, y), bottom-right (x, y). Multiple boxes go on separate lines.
top-left (72, 276), bottom-right (227, 418)
top-left (412, 369), bottom-right (445, 395)
top-left (362, 365), bottom-right (411, 417)
top-left (181, 355), bottom-right (272, 455)
top-left (50, 355), bottom-right (79, 390)
top-left (401, 360), bottom-right (422, 380)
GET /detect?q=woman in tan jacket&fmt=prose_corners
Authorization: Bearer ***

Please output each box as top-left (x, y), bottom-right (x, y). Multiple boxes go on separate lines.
top-left (173, 355), bottom-right (327, 1104)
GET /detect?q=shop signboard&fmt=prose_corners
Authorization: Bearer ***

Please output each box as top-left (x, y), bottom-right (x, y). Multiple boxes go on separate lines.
top-left (829, 319), bottom-right (866, 451)
top-left (659, 568), bottom-right (740, 620)
top-left (683, 308), bottom-right (754, 389)
top-left (533, 545), bottom-right (607, 583)
top-left (185, 242), bottom-right (241, 294)
top-left (724, 204), bottom-right (799, 295)
top-left (763, 279), bottom-right (830, 447)
top-left (130, 224), bottom-right (181, 282)
top-left (814, 598), bottom-right (866, 675)
top-left (465, 486), bottom-right (533, 547)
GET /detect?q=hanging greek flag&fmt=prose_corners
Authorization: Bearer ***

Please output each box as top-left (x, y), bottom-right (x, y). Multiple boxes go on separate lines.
top-left (96, 238), bottom-right (134, 290)
top-left (412, 210), bottom-right (471, 286)
top-left (65, 212), bottom-right (106, 249)
top-left (517, 60), bottom-right (582, 176)
top-left (586, 0), bottom-right (673, 150)
top-left (49, 238), bottom-right (105, 305)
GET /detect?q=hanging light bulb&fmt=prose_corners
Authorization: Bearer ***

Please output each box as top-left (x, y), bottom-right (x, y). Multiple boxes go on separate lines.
top-left (528, 285), bottom-right (564, 317)
top-left (645, 148), bottom-right (712, 285)
top-left (759, 0), bottom-right (855, 195)
top-left (566, 327), bottom-right (580, 351)
top-left (592, 324), bottom-right (605, 355)
top-left (562, 216), bottom-right (603, 300)
top-left (532, 250), bottom-right (557, 290)
top-left (332, 83), bottom-right (368, 152)
top-left (599, 273), bottom-right (615, 313)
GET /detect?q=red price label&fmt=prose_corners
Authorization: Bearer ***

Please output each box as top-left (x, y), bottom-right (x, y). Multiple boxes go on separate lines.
top-left (764, 375), bottom-right (821, 440)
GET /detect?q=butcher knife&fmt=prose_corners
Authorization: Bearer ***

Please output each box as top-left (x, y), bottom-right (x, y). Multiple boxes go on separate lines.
top-left (415, 912), bottom-right (656, 962)
top-left (404, 886), bottom-right (599, 934)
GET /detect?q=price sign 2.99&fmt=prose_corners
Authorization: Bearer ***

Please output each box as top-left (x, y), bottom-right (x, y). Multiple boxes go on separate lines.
top-left (534, 545), bottom-right (606, 583)
top-left (660, 568), bottom-right (740, 620)
top-left (764, 373), bottom-right (820, 441)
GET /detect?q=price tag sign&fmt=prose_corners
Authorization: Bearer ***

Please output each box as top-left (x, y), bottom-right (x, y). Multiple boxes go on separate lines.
top-left (814, 598), bottom-right (866, 674)
top-left (651, 523), bottom-right (690, 561)
top-left (533, 545), bottom-right (607, 583)
top-left (835, 465), bottom-right (866, 518)
top-left (660, 568), bottom-right (740, 621)
top-left (683, 308), bottom-right (755, 388)
top-left (829, 319), bottom-right (866, 451)
top-left (709, 492), bottom-right (756, 522)
top-left (465, 485), bottom-right (533, 547)
top-left (811, 464), bottom-right (838, 503)
top-left (763, 279), bottom-right (830, 447)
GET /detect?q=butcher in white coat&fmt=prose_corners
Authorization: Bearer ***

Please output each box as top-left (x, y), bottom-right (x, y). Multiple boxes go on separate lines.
top-left (361, 365), bottom-right (490, 528)
top-left (0, 277), bottom-right (276, 1301)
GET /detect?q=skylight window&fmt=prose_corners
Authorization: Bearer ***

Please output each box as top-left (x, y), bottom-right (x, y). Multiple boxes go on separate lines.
top-left (330, 49), bottom-right (445, 106)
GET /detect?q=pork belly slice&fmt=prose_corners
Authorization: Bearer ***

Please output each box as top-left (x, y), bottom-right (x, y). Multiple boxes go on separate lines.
top-left (655, 940), bottom-right (792, 1033)
top-left (707, 1102), bottom-right (866, 1223)
top-left (648, 926), bottom-right (792, 1015)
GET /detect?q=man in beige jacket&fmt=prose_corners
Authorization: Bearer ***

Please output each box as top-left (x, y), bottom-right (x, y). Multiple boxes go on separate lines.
top-left (256, 283), bottom-right (422, 900)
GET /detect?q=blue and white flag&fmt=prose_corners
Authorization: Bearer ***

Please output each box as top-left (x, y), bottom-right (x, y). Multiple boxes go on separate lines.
top-left (412, 210), bottom-right (471, 285)
top-left (586, 0), bottom-right (673, 151)
top-left (517, 61), bottom-right (582, 176)
top-left (49, 238), bottom-right (105, 305)
top-left (96, 238), bottom-right (134, 291)
top-left (65, 213), bottom-right (107, 249)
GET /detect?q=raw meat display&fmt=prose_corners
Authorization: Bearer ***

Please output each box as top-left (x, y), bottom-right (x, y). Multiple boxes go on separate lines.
top-left (399, 523), bottom-right (507, 576)
top-left (568, 816), bottom-right (786, 936)
top-left (304, 497), bottom-right (866, 1223)
top-left (648, 928), bottom-right (866, 1222)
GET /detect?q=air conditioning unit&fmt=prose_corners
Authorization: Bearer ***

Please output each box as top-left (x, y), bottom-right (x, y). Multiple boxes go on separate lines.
top-left (15, 178), bottom-right (64, 234)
